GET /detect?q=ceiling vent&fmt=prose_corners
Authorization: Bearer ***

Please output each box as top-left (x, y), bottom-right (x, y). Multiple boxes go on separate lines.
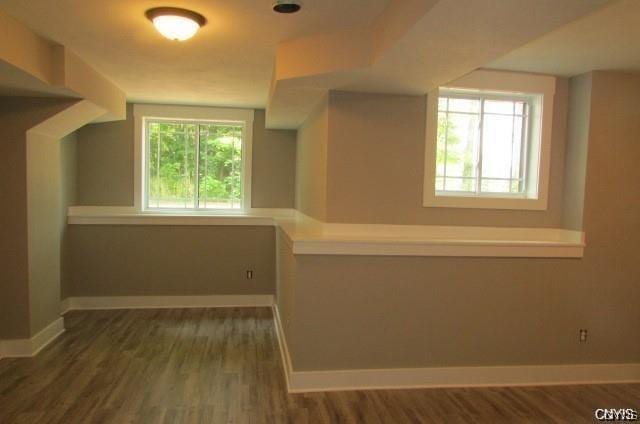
top-left (273, 1), bottom-right (302, 14)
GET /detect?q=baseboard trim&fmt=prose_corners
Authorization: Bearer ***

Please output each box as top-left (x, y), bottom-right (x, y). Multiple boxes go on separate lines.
top-left (61, 295), bottom-right (274, 312)
top-left (272, 305), bottom-right (294, 393)
top-left (272, 307), bottom-right (640, 393)
top-left (285, 363), bottom-right (640, 393)
top-left (0, 318), bottom-right (65, 359)
top-left (60, 298), bottom-right (71, 315)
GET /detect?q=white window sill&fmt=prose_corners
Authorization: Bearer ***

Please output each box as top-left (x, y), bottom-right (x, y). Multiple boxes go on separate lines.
top-left (424, 193), bottom-right (547, 211)
top-left (67, 206), bottom-right (293, 226)
top-left (68, 206), bottom-right (584, 258)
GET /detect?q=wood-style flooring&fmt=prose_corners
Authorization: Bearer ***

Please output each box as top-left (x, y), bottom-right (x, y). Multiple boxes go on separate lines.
top-left (0, 307), bottom-right (638, 423)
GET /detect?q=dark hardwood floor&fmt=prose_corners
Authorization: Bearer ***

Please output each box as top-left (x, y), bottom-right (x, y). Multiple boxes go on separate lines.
top-left (0, 308), bottom-right (638, 423)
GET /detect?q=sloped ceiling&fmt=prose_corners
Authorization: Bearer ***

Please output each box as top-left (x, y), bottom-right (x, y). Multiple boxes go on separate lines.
top-left (267, 0), bottom-right (612, 128)
top-left (0, 0), bottom-right (624, 128)
top-left (488, 0), bottom-right (640, 76)
top-left (0, 0), bottom-right (388, 108)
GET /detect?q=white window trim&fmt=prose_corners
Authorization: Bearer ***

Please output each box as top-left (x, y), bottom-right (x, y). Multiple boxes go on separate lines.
top-left (423, 70), bottom-right (556, 211)
top-left (133, 104), bottom-right (254, 212)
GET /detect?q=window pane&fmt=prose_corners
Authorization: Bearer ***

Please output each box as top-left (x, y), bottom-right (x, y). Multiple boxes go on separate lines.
top-left (444, 177), bottom-right (475, 192)
top-left (481, 179), bottom-right (511, 194)
top-left (198, 124), bottom-right (243, 209)
top-left (481, 114), bottom-right (515, 179)
top-left (438, 97), bottom-right (448, 111)
top-left (436, 112), bottom-right (447, 176)
top-left (440, 112), bottom-right (479, 182)
top-left (484, 99), bottom-right (514, 115)
top-left (147, 122), bottom-right (196, 208)
top-left (435, 93), bottom-right (534, 198)
top-left (447, 97), bottom-right (480, 113)
top-left (511, 116), bottom-right (524, 180)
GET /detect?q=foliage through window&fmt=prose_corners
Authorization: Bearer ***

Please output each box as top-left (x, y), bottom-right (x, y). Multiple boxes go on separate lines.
top-left (436, 92), bottom-right (532, 196)
top-left (146, 120), bottom-right (244, 209)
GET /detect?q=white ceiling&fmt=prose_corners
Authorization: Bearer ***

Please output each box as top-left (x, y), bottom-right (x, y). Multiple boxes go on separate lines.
top-left (488, 0), bottom-right (640, 76)
top-left (0, 0), bottom-right (389, 108)
top-left (1, 0), bottom-right (635, 114)
top-left (266, 0), bottom-right (611, 128)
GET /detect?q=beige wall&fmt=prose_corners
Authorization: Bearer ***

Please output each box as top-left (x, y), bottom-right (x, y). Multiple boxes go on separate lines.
top-left (66, 225), bottom-right (275, 296)
top-left (65, 105), bottom-right (295, 299)
top-left (325, 86), bottom-right (568, 227)
top-left (295, 96), bottom-right (329, 220)
top-left (60, 132), bottom-right (77, 300)
top-left (75, 105), bottom-right (296, 208)
top-left (27, 131), bottom-right (64, 334)
top-left (76, 104), bottom-right (134, 206)
top-left (252, 110), bottom-right (297, 208)
top-left (0, 96), bottom-right (77, 339)
top-left (275, 228), bottom-right (297, 345)
top-left (563, 74), bottom-right (592, 231)
top-left (280, 71), bottom-right (640, 371)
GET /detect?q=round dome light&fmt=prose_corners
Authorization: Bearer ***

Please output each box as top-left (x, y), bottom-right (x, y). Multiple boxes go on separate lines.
top-left (145, 7), bottom-right (207, 41)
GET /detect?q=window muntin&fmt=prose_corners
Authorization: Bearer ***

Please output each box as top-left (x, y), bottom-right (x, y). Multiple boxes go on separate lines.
top-left (145, 119), bottom-right (244, 210)
top-left (436, 91), bottom-right (532, 197)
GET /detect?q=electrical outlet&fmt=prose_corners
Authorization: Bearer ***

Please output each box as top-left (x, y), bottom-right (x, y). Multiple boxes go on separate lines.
top-left (246, 270), bottom-right (254, 279)
top-left (579, 329), bottom-right (588, 343)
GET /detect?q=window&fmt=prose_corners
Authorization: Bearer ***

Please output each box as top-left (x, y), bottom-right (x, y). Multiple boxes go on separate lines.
top-left (146, 120), bottom-right (244, 209)
top-left (134, 105), bottom-right (253, 211)
top-left (436, 92), bottom-right (533, 196)
top-left (424, 70), bottom-right (555, 210)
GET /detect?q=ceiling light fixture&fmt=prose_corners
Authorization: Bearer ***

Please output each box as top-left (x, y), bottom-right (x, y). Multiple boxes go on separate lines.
top-left (145, 7), bottom-right (207, 41)
top-left (272, 1), bottom-right (302, 14)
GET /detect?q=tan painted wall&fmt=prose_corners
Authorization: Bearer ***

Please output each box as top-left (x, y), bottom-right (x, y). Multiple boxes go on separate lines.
top-left (275, 229), bottom-right (297, 345)
top-left (66, 225), bottom-right (275, 297)
top-left (75, 105), bottom-right (296, 208)
top-left (280, 71), bottom-right (640, 371)
top-left (251, 110), bottom-right (296, 208)
top-left (0, 97), bottom-right (76, 339)
top-left (60, 132), bottom-right (77, 301)
top-left (27, 131), bottom-right (65, 334)
top-left (563, 74), bottom-right (592, 231)
top-left (65, 105), bottom-right (295, 298)
top-left (325, 87), bottom-right (568, 227)
top-left (76, 104), bottom-right (135, 206)
top-left (295, 96), bottom-right (329, 220)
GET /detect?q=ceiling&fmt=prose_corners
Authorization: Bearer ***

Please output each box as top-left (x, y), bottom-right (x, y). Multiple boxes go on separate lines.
top-left (1, 0), bottom-right (636, 116)
top-left (489, 0), bottom-right (640, 76)
top-left (266, 0), bottom-right (611, 128)
top-left (0, 0), bottom-right (389, 108)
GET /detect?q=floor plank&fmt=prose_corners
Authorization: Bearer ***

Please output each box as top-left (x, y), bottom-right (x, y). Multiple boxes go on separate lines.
top-left (0, 308), bottom-right (638, 423)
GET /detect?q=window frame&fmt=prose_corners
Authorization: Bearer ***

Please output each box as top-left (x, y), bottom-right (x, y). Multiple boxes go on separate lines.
top-left (423, 70), bottom-right (556, 211)
top-left (134, 104), bottom-right (254, 213)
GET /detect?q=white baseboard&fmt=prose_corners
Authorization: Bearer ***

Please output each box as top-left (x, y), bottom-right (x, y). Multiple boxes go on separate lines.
top-left (271, 306), bottom-right (640, 393)
top-left (0, 318), bottom-right (65, 359)
top-left (286, 363), bottom-right (640, 393)
top-left (272, 305), bottom-right (294, 393)
top-left (61, 295), bottom-right (274, 312)
top-left (60, 298), bottom-right (71, 315)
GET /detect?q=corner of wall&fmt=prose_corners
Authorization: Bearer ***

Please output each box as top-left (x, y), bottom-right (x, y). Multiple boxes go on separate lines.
top-left (562, 72), bottom-right (593, 231)
top-left (295, 94), bottom-right (329, 221)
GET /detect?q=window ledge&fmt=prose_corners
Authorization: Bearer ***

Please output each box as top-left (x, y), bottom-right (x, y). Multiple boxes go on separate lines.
top-left (68, 206), bottom-right (584, 258)
top-left (67, 206), bottom-right (293, 226)
top-left (424, 194), bottom-right (547, 210)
